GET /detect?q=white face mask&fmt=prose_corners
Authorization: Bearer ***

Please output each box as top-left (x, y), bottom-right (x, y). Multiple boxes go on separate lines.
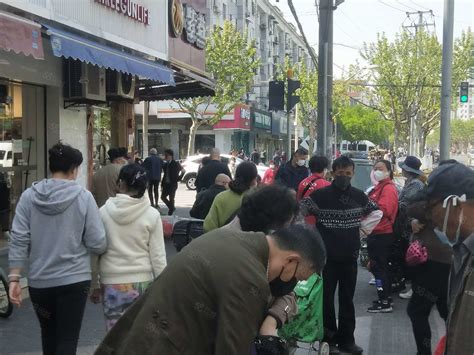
top-left (297, 160), bottom-right (306, 167)
top-left (373, 170), bottom-right (388, 182)
top-left (433, 194), bottom-right (466, 247)
top-left (269, 165), bottom-right (275, 169)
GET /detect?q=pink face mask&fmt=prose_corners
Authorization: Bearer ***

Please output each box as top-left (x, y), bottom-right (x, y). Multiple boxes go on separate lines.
top-left (370, 169), bottom-right (379, 186)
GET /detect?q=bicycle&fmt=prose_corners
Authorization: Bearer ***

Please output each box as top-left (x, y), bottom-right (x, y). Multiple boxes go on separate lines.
top-left (0, 267), bottom-right (13, 318)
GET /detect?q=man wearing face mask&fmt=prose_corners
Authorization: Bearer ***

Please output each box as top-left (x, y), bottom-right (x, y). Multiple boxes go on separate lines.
top-left (275, 148), bottom-right (310, 191)
top-left (413, 162), bottom-right (474, 355)
top-left (94, 224), bottom-right (326, 355)
top-left (301, 156), bottom-right (379, 355)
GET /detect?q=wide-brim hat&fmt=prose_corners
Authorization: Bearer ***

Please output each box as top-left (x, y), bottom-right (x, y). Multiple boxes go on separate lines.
top-left (411, 162), bottom-right (474, 203)
top-left (398, 156), bottom-right (423, 175)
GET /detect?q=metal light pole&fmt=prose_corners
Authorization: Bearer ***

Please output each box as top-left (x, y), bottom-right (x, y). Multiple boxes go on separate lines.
top-left (440, 0), bottom-right (455, 161)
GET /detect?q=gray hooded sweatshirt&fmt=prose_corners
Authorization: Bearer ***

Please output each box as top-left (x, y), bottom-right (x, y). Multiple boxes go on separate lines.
top-left (9, 179), bottom-right (107, 288)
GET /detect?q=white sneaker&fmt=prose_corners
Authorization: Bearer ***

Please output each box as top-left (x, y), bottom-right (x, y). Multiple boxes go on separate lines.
top-left (369, 278), bottom-right (376, 285)
top-left (399, 288), bottom-right (413, 299)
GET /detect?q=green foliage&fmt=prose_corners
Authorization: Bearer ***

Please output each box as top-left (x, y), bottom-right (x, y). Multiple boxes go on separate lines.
top-left (450, 119), bottom-right (474, 149)
top-left (338, 105), bottom-right (392, 145)
top-left (174, 21), bottom-right (260, 156)
top-left (361, 29), bottom-right (473, 151)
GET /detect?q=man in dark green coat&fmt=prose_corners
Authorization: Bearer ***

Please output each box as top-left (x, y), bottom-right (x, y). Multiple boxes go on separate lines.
top-left (95, 225), bottom-right (326, 355)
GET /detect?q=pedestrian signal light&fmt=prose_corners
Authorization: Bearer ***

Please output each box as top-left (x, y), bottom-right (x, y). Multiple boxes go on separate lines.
top-left (460, 82), bottom-right (469, 103)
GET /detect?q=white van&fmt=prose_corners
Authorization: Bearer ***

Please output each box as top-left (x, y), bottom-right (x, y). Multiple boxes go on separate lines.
top-left (339, 140), bottom-right (375, 159)
top-left (0, 142), bottom-right (13, 168)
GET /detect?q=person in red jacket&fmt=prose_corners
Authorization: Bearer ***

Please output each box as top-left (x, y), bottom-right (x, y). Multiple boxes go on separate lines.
top-left (261, 160), bottom-right (278, 185)
top-left (366, 160), bottom-right (399, 313)
top-left (297, 155), bottom-right (331, 201)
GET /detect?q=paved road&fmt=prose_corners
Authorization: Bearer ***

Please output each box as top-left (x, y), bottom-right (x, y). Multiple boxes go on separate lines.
top-left (0, 183), bottom-right (445, 354)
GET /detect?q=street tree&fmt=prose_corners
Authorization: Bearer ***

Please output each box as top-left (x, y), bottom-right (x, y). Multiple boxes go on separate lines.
top-left (296, 61), bottom-right (318, 154)
top-left (174, 21), bottom-right (260, 156)
top-left (337, 104), bottom-right (392, 146)
top-left (361, 29), bottom-right (472, 154)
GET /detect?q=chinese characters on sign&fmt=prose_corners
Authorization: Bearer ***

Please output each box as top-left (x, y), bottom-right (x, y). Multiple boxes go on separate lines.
top-left (183, 4), bottom-right (206, 49)
top-left (94, 0), bottom-right (150, 25)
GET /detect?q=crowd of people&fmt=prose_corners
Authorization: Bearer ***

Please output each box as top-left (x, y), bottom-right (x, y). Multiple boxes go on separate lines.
top-left (5, 142), bottom-right (474, 355)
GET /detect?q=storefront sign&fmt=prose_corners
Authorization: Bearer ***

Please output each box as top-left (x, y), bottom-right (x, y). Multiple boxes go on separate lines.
top-left (94, 0), bottom-right (150, 25)
top-left (252, 108), bottom-right (272, 130)
top-left (168, 0), bottom-right (206, 72)
top-left (183, 4), bottom-right (206, 49)
top-left (214, 104), bottom-right (251, 131)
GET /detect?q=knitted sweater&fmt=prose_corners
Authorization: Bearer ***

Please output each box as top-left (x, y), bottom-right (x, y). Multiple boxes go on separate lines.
top-left (203, 190), bottom-right (244, 232)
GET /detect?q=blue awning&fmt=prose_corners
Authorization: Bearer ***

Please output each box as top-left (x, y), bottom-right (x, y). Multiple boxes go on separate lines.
top-left (44, 24), bottom-right (175, 85)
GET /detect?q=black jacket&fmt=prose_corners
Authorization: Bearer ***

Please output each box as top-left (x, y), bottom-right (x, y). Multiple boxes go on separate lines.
top-left (189, 184), bottom-right (226, 219)
top-left (143, 155), bottom-right (162, 181)
top-left (195, 160), bottom-right (232, 193)
top-left (162, 160), bottom-right (183, 185)
top-left (275, 162), bottom-right (309, 191)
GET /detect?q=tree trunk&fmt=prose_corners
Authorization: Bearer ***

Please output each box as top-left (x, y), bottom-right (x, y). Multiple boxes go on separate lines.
top-left (187, 119), bottom-right (200, 157)
top-left (394, 124), bottom-right (400, 154)
top-left (308, 125), bottom-right (316, 154)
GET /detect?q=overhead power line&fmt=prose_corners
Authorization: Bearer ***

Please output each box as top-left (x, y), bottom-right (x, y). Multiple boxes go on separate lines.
top-left (377, 0), bottom-right (407, 12)
top-left (409, 0), bottom-right (431, 11)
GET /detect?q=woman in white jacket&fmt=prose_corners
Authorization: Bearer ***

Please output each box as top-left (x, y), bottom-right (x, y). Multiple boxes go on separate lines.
top-left (91, 163), bottom-right (167, 330)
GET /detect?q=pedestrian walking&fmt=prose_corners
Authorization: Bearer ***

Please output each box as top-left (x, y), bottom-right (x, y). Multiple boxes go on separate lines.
top-left (261, 160), bottom-right (278, 185)
top-left (161, 149), bottom-right (184, 216)
top-left (90, 164), bottom-right (166, 331)
top-left (91, 147), bottom-right (128, 207)
top-left (237, 147), bottom-right (247, 160)
top-left (273, 150), bottom-right (282, 167)
top-left (95, 224), bottom-right (326, 355)
top-left (412, 161), bottom-right (474, 354)
top-left (405, 201), bottom-right (452, 355)
top-left (8, 143), bottom-right (107, 355)
top-left (261, 150), bottom-right (267, 165)
top-left (203, 161), bottom-right (257, 232)
top-left (300, 156), bottom-right (380, 355)
top-left (275, 148), bottom-right (309, 191)
top-left (250, 148), bottom-right (260, 164)
top-left (143, 148), bottom-right (163, 208)
top-left (195, 148), bottom-right (232, 193)
top-left (366, 160), bottom-right (399, 313)
top-left (297, 155), bottom-right (330, 201)
top-left (189, 174), bottom-right (231, 220)
top-left (228, 156), bottom-right (237, 179)
top-left (397, 156), bottom-right (426, 299)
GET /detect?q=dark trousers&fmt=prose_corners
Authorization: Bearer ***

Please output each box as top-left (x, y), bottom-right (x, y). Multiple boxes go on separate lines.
top-left (148, 179), bottom-right (160, 206)
top-left (407, 261), bottom-right (450, 355)
top-left (29, 281), bottom-right (90, 355)
top-left (323, 259), bottom-right (358, 346)
top-left (367, 233), bottom-right (393, 300)
top-left (161, 182), bottom-right (178, 214)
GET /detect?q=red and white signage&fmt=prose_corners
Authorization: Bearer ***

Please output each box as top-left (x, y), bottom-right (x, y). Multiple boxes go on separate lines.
top-left (94, 0), bottom-right (150, 25)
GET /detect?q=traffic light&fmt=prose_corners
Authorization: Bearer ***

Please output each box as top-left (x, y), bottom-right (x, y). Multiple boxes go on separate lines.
top-left (460, 82), bottom-right (469, 103)
top-left (287, 79), bottom-right (300, 110)
top-left (269, 81), bottom-right (285, 111)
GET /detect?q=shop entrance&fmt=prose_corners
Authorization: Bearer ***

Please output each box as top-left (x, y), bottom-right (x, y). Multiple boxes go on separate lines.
top-left (0, 80), bottom-right (44, 249)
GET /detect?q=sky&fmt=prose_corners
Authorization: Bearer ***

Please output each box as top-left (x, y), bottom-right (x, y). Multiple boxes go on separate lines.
top-left (271, 0), bottom-right (473, 78)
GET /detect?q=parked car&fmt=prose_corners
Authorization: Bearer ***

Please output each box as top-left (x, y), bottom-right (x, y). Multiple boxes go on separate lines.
top-left (180, 154), bottom-right (269, 190)
top-left (0, 142), bottom-right (13, 168)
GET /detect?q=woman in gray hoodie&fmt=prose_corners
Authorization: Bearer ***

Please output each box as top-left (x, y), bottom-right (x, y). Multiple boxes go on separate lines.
top-left (8, 143), bottom-right (107, 355)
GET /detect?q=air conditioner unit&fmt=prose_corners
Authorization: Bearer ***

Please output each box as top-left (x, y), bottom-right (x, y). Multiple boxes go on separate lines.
top-left (63, 59), bottom-right (106, 103)
top-left (106, 70), bottom-right (136, 101)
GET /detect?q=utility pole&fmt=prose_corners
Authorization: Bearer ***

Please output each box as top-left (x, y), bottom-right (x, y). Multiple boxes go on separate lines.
top-left (317, 0), bottom-right (342, 158)
top-left (403, 10), bottom-right (436, 156)
top-left (440, 0), bottom-right (455, 160)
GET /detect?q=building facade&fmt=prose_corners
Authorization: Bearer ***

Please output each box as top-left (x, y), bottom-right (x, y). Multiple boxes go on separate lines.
top-left (137, 0), bottom-right (315, 158)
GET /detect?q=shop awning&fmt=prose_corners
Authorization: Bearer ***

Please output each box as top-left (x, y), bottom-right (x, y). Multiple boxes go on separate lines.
top-left (43, 24), bottom-right (175, 85)
top-left (0, 11), bottom-right (44, 59)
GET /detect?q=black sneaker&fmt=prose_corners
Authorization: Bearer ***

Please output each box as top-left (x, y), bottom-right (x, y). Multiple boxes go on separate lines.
top-left (338, 343), bottom-right (363, 354)
top-left (367, 300), bottom-right (393, 313)
top-left (372, 297), bottom-right (393, 305)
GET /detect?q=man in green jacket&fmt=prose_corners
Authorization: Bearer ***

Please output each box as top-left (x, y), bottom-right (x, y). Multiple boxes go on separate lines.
top-left (95, 224), bottom-right (326, 355)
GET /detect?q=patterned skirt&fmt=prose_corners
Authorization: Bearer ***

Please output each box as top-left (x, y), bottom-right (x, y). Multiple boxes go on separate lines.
top-left (102, 281), bottom-right (152, 331)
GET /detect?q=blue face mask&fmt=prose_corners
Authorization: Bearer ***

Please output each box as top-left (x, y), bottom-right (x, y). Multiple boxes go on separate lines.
top-left (433, 195), bottom-right (466, 247)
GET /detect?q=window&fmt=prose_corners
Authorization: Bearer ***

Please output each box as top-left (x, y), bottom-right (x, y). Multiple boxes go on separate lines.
top-left (6, 151), bottom-right (12, 160)
top-left (357, 144), bottom-right (367, 152)
top-left (223, 3), bottom-right (227, 19)
top-left (0, 151), bottom-right (5, 159)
